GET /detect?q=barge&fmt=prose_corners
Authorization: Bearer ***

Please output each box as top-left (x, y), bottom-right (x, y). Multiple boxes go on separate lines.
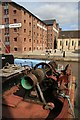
top-left (1, 55), bottom-right (76, 119)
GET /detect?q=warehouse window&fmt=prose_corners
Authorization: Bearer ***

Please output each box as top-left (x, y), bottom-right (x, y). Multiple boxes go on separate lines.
top-left (13, 10), bottom-right (17, 14)
top-left (29, 14), bottom-right (31, 18)
top-left (5, 18), bottom-right (9, 24)
top-left (34, 40), bottom-right (35, 43)
top-left (24, 20), bottom-right (26, 23)
top-left (14, 19), bottom-right (17, 23)
top-left (5, 37), bottom-right (9, 42)
top-left (29, 39), bottom-right (31, 42)
top-left (29, 31), bottom-right (31, 36)
top-left (5, 27), bottom-right (9, 35)
top-left (4, 2), bottom-right (8, 6)
top-left (78, 41), bottom-right (80, 46)
top-left (66, 41), bottom-right (68, 46)
top-left (60, 41), bottom-right (62, 46)
top-left (72, 41), bottom-right (74, 46)
top-left (29, 22), bottom-right (31, 26)
top-left (14, 37), bottom-right (17, 42)
top-left (4, 9), bottom-right (9, 15)
top-left (24, 29), bottom-right (26, 33)
top-left (14, 28), bottom-right (17, 32)
top-left (24, 47), bottom-right (26, 51)
top-left (24, 38), bottom-right (26, 42)
top-left (29, 47), bottom-right (31, 51)
top-left (14, 47), bottom-right (17, 51)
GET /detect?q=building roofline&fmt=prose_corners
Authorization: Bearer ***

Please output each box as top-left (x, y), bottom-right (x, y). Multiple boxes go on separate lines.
top-left (3, 1), bottom-right (47, 25)
top-left (58, 30), bottom-right (80, 39)
top-left (43, 19), bottom-right (56, 26)
top-left (61, 30), bottom-right (79, 32)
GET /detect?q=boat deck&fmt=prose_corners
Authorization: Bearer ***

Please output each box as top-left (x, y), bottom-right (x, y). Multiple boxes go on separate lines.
top-left (2, 62), bottom-right (76, 119)
top-left (0, 65), bottom-right (30, 83)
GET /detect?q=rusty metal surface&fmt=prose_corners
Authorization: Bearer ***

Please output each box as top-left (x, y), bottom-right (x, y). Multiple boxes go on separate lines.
top-left (2, 62), bottom-right (75, 119)
top-left (3, 95), bottom-right (50, 118)
top-left (2, 94), bottom-right (23, 107)
top-left (2, 84), bottom-right (71, 119)
top-left (55, 99), bottom-right (68, 119)
top-left (2, 95), bottom-right (73, 119)
top-left (32, 68), bottom-right (46, 82)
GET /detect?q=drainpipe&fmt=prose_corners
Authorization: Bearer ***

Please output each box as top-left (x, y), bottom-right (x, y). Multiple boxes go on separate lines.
top-left (32, 16), bottom-right (33, 52)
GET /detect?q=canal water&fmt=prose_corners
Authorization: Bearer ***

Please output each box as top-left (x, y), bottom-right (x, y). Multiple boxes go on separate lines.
top-left (14, 59), bottom-right (79, 118)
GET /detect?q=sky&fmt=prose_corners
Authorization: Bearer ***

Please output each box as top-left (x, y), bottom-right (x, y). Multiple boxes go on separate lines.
top-left (12, 0), bottom-right (79, 31)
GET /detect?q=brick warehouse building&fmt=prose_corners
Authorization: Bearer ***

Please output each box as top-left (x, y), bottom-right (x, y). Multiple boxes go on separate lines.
top-left (43, 20), bottom-right (59, 50)
top-left (0, 1), bottom-right (60, 54)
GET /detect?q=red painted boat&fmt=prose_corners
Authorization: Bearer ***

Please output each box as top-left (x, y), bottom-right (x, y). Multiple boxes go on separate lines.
top-left (1, 60), bottom-right (75, 119)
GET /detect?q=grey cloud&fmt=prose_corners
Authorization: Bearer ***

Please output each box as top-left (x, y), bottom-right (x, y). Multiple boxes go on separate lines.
top-left (13, 1), bottom-right (78, 30)
top-left (13, 0), bottom-right (79, 2)
top-left (31, 2), bottom-right (78, 30)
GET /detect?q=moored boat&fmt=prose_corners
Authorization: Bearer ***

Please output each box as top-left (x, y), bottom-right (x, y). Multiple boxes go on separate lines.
top-left (1, 56), bottom-right (76, 119)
